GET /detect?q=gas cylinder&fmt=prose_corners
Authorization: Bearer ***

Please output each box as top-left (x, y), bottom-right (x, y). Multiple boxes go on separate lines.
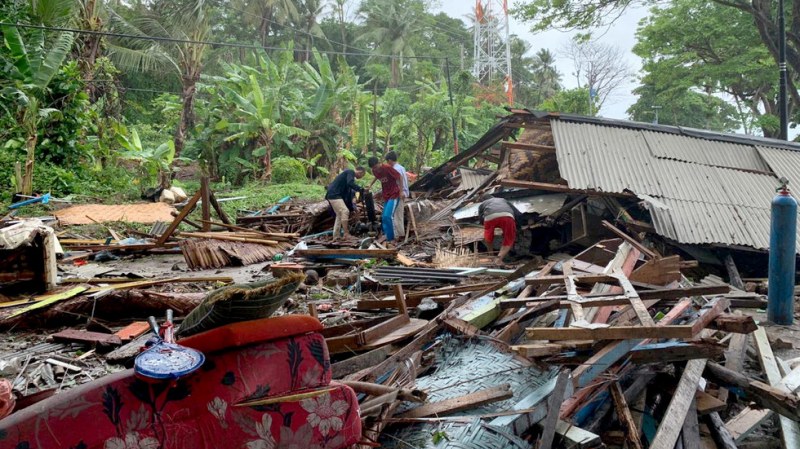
top-left (768, 178), bottom-right (797, 325)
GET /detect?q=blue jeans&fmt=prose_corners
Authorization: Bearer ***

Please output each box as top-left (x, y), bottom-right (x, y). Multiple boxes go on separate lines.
top-left (382, 198), bottom-right (397, 241)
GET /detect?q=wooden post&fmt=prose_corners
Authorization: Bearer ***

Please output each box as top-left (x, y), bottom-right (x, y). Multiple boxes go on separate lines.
top-left (538, 370), bottom-right (571, 449)
top-left (201, 176), bottom-right (211, 231)
top-left (393, 284), bottom-right (408, 316)
top-left (209, 192), bottom-right (232, 225)
top-left (609, 381), bottom-right (644, 449)
top-left (157, 190), bottom-right (201, 245)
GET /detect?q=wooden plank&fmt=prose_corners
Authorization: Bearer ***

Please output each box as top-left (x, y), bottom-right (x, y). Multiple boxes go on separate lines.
top-left (649, 359), bottom-right (708, 449)
top-left (539, 371), bottom-right (571, 449)
top-left (201, 176), bottom-right (211, 231)
top-left (6, 286), bottom-right (88, 317)
top-left (525, 273), bottom-right (618, 287)
top-left (753, 326), bottom-right (800, 449)
top-left (526, 325), bottom-right (695, 341)
top-left (405, 282), bottom-right (497, 301)
top-left (157, 189), bottom-right (201, 245)
top-left (694, 390), bottom-right (726, 415)
top-left (208, 192), bottom-right (232, 225)
top-left (501, 141), bottom-right (556, 152)
top-left (398, 384), bottom-right (513, 418)
top-left (601, 220), bottom-right (658, 259)
top-left (331, 346), bottom-right (391, 379)
top-left (705, 412), bottom-right (738, 449)
top-left (51, 329), bottom-right (121, 347)
top-left (710, 313), bottom-right (757, 334)
top-left (393, 284), bottom-right (408, 316)
top-left (690, 297), bottom-right (731, 336)
top-left (499, 285), bottom-right (731, 309)
top-left (704, 361), bottom-right (800, 421)
top-left (681, 397), bottom-right (702, 449)
top-left (609, 381), bottom-right (644, 449)
top-left (723, 253), bottom-right (745, 290)
top-left (726, 407), bottom-right (771, 442)
top-left (615, 272), bottom-right (655, 327)
top-left (296, 248), bottom-right (398, 258)
top-left (718, 328), bottom-right (748, 403)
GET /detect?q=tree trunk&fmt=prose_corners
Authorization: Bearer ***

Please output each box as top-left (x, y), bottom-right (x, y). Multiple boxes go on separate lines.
top-left (261, 134), bottom-right (272, 181)
top-left (172, 75), bottom-right (198, 187)
top-left (259, 6), bottom-right (274, 48)
top-left (391, 58), bottom-right (400, 87)
top-left (78, 0), bottom-right (102, 102)
top-left (21, 133), bottom-right (37, 195)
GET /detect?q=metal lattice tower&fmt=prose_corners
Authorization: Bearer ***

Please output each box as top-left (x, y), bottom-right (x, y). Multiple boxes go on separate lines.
top-left (472, 0), bottom-right (513, 104)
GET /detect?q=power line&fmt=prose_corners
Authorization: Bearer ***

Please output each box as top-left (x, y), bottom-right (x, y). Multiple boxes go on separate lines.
top-left (0, 21), bottom-right (447, 61)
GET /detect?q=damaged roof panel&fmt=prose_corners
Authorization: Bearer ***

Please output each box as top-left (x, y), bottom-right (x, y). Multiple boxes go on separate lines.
top-left (641, 131), bottom-right (770, 172)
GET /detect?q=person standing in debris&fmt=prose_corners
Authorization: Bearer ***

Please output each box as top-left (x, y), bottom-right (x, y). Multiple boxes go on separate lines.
top-left (325, 166), bottom-right (366, 241)
top-left (479, 195), bottom-right (520, 265)
top-left (385, 151), bottom-right (409, 242)
top-left (367, 156), bottom-right (402, 244)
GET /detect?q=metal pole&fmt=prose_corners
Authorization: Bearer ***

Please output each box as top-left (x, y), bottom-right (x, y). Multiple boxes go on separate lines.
top-left (445, 58), bottom-right (459, 154)
top-left (779, 0), bottom-right (789, 140)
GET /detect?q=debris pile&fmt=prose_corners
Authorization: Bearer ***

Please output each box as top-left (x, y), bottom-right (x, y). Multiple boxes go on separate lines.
top-left (3, 112), bottom-right (800, 448)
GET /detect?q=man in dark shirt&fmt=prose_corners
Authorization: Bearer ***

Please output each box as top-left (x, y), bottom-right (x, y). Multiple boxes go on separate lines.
top-left (367, 156), bottom-right (402, 243)
top-left (479, 195), bottom-right (520, 264)
top-left (325, 167), bottom-right (365, 240)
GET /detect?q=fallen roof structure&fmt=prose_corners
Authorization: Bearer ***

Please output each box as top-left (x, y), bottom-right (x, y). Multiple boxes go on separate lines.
top-left (413, 109), bottom-right (800, 253)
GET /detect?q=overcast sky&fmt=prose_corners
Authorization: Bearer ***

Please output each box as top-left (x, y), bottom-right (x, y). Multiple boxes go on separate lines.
top-left (435, 1), bottom-right (649, 119)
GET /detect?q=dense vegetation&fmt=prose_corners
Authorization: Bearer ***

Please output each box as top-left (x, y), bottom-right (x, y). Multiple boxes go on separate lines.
top-left (0, 0), bottom-right (568, 202)
top-left (1, 0), bottom-right (790, 206)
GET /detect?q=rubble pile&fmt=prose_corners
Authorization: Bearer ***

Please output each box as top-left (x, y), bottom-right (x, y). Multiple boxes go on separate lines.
top-left (2, 111), bottom-right (800, 448)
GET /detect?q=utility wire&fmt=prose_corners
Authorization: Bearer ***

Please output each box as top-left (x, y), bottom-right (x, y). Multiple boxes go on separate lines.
top-left (0, 21), bottom-right (448, 60)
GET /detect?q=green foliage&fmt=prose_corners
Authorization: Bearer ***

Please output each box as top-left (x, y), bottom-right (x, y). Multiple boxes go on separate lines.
top-left (538, 88), bottom-right (598, 116)
top-left (630, 0), bottom-right (776, 135)
top-left (271, 156), bottom-right (308, 184)
top-left (115, 124), bottom-right (177, 188)
top-left (213, 181), bottom-right (326, 219)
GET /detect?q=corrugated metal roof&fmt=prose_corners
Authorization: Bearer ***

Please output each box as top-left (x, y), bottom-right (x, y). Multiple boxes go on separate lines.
top-left (453, 193), bottom-right (568, 220)
top-left (455, 167), bottom-right (493, 192)
top-left (642, 131), bottom-right (770, 172)
top-left (551, 119), bottom-right (800, 251)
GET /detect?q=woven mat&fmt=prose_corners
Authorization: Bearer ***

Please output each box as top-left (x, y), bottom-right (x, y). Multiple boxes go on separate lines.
top-left (54, 203), bottom-right (177, 225)
top-left (382, 418), bottom-right (530, 449)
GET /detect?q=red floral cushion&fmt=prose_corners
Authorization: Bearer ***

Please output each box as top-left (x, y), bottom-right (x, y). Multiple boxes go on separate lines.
top-left (0, 331), bottom-right (360, 449)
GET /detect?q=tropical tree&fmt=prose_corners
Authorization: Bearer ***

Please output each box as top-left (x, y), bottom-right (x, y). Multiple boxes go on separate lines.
top-left (357, 0), bottom-right (427, 86)
top-left (538, 87), bottom-right (598, 116)
top-left (530, 49), bottom-right (561, 105)
top-left (631, 0), bottom-right (778, 135)
top-left (108, 0), bottom-right (212, 183)
top-left (233, 0), bottom-right (298, 48)
top-left (212, 51), bottom-right (310, 180)
top-left (1, 24), bottom-right (75, 194)
top-left (292, 0), bottom-right (326, 62)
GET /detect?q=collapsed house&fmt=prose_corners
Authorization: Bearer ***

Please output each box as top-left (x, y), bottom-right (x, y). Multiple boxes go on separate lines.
top-left (413, 109), bottom-right (800, 275)
top-left (3, 111), bottom-right (800, 449)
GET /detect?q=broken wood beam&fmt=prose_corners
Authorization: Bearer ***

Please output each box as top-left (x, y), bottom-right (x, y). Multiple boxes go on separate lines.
top-left (609, 381), bottom-right (644, 449)
top-left (704, 361), bottom-right (800, 421)
top-left (397, 384), bottom-right (513, 418)
top-left (649, 359), bottom-right (708, 449)
top-left (51, 329), bottom-right (122, 347)
top-left (296, 248), bottom-right (398, 258)
top-left (710, 313), bottom-right (757, 334)
top-left (405, 282), bottom-right (498, 302)
top-left (538, 370), bottom-right (572, 449)
top-left (500, 141), bottom-right (556, 152)
top-left (157, 189), bottom-right (201, 245)
top-left (499, 285), bottom-right (730, 309)
top-left (526, 325), bottom-right (695, 341)
top-left (601, 220), bottom-right (658, 260)
top-left (753, 326), bottom-right (800, 447)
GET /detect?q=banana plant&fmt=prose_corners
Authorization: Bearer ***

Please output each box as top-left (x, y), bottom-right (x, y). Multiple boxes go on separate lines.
top-left (116, 125), bottom-right (177, 188)
top-left (2, 24), bottom-right (75, 194)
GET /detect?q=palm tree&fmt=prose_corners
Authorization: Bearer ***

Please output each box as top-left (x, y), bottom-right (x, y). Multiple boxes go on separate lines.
top-left (293, 0), bottom-right (326, 62)
top-left (531, 49), bottom-right (561, 105)
top-left (233, 0), bottom-right (299, 48)
top-left (108, 0), bottom-right (211, 184)
top-left (357, 0), bottom-right (425, 87)
top-left (1, 24), bottom-right (75, 195)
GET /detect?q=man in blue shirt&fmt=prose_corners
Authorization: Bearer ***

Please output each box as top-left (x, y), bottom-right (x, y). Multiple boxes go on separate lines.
top-left (385, 151), bottom-right (409, 242)
top-left (325, 167), bottom-right (365, 240)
